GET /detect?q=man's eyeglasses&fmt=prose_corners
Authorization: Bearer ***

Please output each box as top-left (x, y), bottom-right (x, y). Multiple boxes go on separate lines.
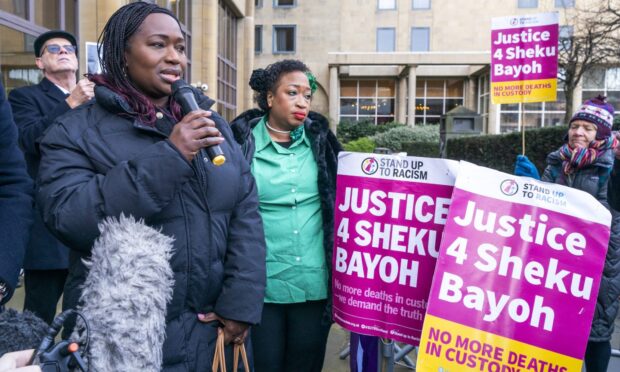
top-left (43, 44), bottom-right (76, 55)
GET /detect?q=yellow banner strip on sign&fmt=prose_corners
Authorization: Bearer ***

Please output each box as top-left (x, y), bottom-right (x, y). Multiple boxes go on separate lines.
top-left (491, 78), bottom-right (557, 104)
top-left (417, 314), bottom-right (582, 372)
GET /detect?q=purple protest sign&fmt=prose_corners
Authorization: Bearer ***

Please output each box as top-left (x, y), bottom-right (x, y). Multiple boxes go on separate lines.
top-left (491, 13), bottom-right (558, 104)
top-left (418, 162), bottom-right (610, 371)
top-left (332, 152), bottom-right (458, 345)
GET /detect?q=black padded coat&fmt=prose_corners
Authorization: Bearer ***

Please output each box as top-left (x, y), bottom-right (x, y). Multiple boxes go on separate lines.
top-left (37, 86), bottom-right (266, 370)
top-left (543, 149), bottom-right (620, 341)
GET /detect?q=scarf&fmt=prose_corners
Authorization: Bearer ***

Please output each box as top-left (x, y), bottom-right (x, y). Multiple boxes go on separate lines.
top-left (559, 136), bottom-right (617, 175)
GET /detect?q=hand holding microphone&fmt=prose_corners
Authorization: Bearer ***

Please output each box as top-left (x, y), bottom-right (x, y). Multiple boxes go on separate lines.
top-left (169, 110), bottom-right (224, 163)
top-left (171, 80), bottom-right (226, 166)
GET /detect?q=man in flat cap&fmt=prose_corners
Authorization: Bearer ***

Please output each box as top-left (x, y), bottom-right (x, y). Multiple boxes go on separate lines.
top-left (8, 30), bottom-right (94, 324)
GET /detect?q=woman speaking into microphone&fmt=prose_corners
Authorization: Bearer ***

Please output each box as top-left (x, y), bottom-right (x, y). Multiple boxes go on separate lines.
top-left (36, 2), bottom-right (265, 371)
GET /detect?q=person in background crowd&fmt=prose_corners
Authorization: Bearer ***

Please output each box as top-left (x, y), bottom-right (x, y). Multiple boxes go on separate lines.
top-left (35, 3), bottom-right (265, 370)
top-left (516, 96), bottom-right (620, 372)
top-left (230, 60), bottom-right (342, 372)
top-left (8, 30), bottom-right (94, 324)
top-left (0, 80), bottom-right (34, 310)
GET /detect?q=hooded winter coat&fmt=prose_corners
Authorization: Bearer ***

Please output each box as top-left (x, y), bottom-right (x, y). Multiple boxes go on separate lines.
top-left (36, 85), bottom-right (266, 371)
top-left (230, 109), bottom-right (341, 324)
top-left (542, 149), bottom-right (620, 341)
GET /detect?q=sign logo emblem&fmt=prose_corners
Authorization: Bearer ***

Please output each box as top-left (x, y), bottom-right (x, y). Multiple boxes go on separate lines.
top-left (500, 179), bottom-right (519, 196)
top-left (361, 157), bottom-right (379, 175)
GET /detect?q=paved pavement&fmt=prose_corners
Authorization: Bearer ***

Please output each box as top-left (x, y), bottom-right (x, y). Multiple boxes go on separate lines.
top-left (6, 283), bottom-right (620, 371)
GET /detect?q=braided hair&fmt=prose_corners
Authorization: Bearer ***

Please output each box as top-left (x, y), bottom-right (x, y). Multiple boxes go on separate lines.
top-left (89, 2), bottom-right (183, 125)
top-left (249, 59), bottom-right (314, 112)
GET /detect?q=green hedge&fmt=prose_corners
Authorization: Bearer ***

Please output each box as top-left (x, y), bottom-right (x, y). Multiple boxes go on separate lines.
top-left (371, 125), bottom-right (439, 152)
top-left (343, 137), bottom-right (376, 153)
top-left (445, 126), bottom-right (568, 174)
top-left (401, 141), bottom-right (440, 157)
top-left (336, 121), bottom-right (404, 143)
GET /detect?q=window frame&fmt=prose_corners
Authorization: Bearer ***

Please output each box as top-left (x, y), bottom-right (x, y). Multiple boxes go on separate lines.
top-left (376, 27), bottom-right (396, 52)
top-left (339, 79), bottom-right (397, 125)
top-left (254, 25), bottom-right (263, 54)
top-left (410, 79), bottom-right (465, 125)
top-left (272, 24), bottom-right (296, 54)
top-left (273, 0), bottom-right (296, 8)
top-left (559, 25), bottom-right (573, 51)
top-left (377, 0), bottom-right (397, 10)
top-left (217, 0), bottom-right (238, 121)
top-left (412, 0), bottom-right (431, 10)
top-left (411, 27), bottom-right (430, 52)
top-left (517, 0), bottom-right (538, 8)
top-left (555, 0), bottom-right (574, 8)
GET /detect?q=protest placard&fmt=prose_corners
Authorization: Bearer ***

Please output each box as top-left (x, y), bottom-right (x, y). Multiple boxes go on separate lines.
top-left (417, 162), bottom-right (611, 372)
top-left (332, 152), bottom-right (459, 345)
top-left (491, 12), bottom-right (559, 104)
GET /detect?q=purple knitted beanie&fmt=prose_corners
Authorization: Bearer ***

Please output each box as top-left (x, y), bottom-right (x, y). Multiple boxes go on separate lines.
top-left (570, 95), bottom-right (615, 140)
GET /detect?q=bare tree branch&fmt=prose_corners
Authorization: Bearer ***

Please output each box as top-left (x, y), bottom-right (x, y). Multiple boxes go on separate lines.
top-left (558, 2), bottom-right (620, 123)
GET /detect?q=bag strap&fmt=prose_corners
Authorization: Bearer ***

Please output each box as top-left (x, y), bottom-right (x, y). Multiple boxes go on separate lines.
top-left (212, 330), bottom-right (227, 372)
top-left (233, 343), bottom-right (250, 372)
top-left (212, 330), bottom-right (250, 372)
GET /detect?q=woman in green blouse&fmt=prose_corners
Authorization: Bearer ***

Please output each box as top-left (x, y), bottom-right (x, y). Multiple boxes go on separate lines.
top-left (231, 60), bottom-right (342, 372)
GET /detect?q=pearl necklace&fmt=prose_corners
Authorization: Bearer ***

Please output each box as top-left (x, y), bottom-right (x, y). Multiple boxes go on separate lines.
top-left (265, 121), bottom-right (291, 134)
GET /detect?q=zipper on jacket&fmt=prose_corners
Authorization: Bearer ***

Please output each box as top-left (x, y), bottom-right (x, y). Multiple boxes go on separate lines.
top-left (192, 151), bottom-right (214, 304)
top-left (178, 193), bottom-right (191, 305)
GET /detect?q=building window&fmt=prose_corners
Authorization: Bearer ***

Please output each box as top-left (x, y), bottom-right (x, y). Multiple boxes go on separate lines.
top-left (255, 0), bottom-right (263, 8)
top-left (376, 28), bottom-right (395, 52)
top-left (378, 0), bottom-right (396, 10)
top-left (412, 0), bottom-right (431, 9)
top-left (477, 74), bottom-right (490, 131)
top-left (340, 80), bottom-right (396, 125)
top-left (559, 25), bottom-right (573, 51)
top-left (583, 67), bottom-right (620, 109)
top-left (410, 79), bottom-right (464, 125)
top-left (273, 25), bottom-right (295, 53)
top-left (518, 0), bottom-right (538, 8)
top-left (555, 0), bottom-right (574, 7)
top-left (255, 25), bottom-right (262, 53)
top-left (165, 0), bottom-right (192, 80)
top-left (217, 0), bottom-right (238, 121)
top-left (274, 0), bottom-right (295, 7)
top-left (411, 27), bottom-right (430, 52)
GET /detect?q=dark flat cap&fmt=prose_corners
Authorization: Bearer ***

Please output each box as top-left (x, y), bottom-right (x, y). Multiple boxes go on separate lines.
top-left (34, 30), bottom-right (77, 57)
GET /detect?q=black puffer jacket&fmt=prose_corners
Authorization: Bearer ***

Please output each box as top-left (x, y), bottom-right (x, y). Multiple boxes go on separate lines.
top-left (37, 86), bottom-right (266, 370)
top-left (543, 149), bottom-right (620, 341)
top-left (230, 109), bottom-right (342, 324)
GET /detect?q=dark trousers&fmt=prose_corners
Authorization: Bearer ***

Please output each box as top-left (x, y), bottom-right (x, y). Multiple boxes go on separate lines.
top-left (23, 269), bottom-right (68, 324)
top-left (251, 300), bottom-right (331, 372)
top-left (584, 340), bottom-right (611, 372)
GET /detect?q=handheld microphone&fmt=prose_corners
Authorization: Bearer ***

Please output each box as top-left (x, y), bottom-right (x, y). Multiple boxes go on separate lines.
top-left (171, 79), bottom-right (226, 166)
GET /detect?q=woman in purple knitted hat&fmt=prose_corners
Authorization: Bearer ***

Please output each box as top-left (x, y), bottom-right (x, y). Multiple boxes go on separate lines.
top-left (519, 95), bottom-right (620, 372)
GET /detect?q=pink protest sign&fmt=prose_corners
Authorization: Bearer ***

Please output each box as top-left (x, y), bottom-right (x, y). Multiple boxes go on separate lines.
top-left (417, 162), bottom-right (611, 372)
top-left (332, 152), bottom-right (459, 345)
top-left (491, 12), bottom-right (558, 104)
